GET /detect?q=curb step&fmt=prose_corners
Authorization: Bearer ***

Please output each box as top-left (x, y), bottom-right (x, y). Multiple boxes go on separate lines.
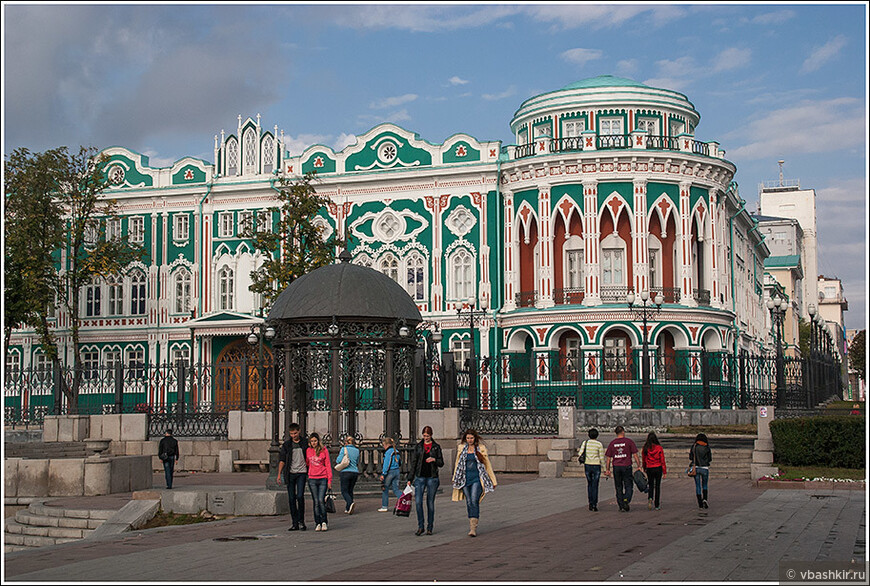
top-left (3, 500), bottom-right (117, 550)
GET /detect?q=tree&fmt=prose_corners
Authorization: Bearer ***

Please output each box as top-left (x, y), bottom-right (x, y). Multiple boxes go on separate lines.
top-left (244, 172), bottom-right (344, 306)
top-left (848, 329), bottom-right (865, 383)
top-left (798, 318), bottom-right (811, 358)
top-left (4, 146), bottom-right (146, 411)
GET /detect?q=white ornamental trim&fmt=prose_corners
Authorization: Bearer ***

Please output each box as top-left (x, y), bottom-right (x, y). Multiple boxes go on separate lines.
top-left (350, 208), bottom-right (429, 244)
top-left (445, 205), bottom-right (477, 237)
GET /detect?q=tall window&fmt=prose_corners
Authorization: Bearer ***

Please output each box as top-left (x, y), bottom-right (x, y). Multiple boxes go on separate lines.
top-left (219, 266), bottom-right (234, 310)
top-left (82, 350), bottom-right (99, 381)
top-left (104, 348), bottom-right (122, 380)
top-left (599, 117), bottom-right (623, 135)
top-left (226, 138), bottom-right (238, 176)
top-left (379, 254), bottom-right (400, 284)
top-left (564, 236), bottom-right (584, 289)
top-left (33, 353), bottom-right (50, 384)
top-left (243, 128), bottom-right (257, 175)
top-left (6, 351), bottom-right (21, 384)
top-left (604, 336), bottom-right (628, 373)
top-left (174, 269), bottom-right (192, 314)
top-left (648, 235), bottom-right (662, 289)
top-left (257, 210), bottom-right (271, 232)
top-left (174, 213), bottom-right (189, 241)
top-left (636, 118), bottom-right (658, 134)
top-left (406, 253), bottom-right (425, 301)
top-left (130, 271), bottom-right (146, 315)
top-left (602, 248), bottom-right (624, 286)
top-left (450, 249), bottom-right (474, 300)
top-left (126, 348), bottom-right (145, 380)
top-left (107, 275), bottom-right (123, 316)
top-left (219, 212), bottom-right (234, 238)
top-left (84, 221), bottom-right (99, 247)
top-left (106, 218), bottom-right (121, 241)
top-left (238, 211), bottom-right (253, 236)
top-left (262, 135), bottom-right (274, 174)
top-left (563, 120), bottom-right (585, 137)
top-left (451, 338), bottom-right (472, 369)
top-left (171, 346), bottom-right (191, 367)
top-left (85, 279), bottom-right (101, 317)
top-left (128, 217), bottom-right (144, 244)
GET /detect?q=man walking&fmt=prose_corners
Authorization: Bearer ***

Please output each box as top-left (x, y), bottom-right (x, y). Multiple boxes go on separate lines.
top-left (603, 426), bottom-right (641, 512)
top-left (277, 423), bottom-right (308, 531)
top-left (158, 429), bottom-right (180, 489)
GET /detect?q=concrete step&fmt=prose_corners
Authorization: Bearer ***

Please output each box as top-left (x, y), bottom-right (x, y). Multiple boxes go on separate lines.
top-left (5, 519), bottom-right (93, 539)
top-left (4, 531), bottom-right (80, 548)
top-left (15, 510), bottom-right (103, 530)
top-left (29, 502), bottom-right (115, 520)
top-left (4, 500), bottom-right (116, 550)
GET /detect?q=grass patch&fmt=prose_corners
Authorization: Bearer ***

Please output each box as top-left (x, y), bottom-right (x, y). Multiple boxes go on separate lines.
top-left (773, 466), bottom-right (866, 481)
top-left (140, 510), bottom-right (229, 530)
top-left (665, 424), bottom-right (757, 435)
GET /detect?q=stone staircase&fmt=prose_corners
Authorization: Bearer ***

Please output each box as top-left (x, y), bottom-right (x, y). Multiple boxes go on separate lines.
top-left (4, 500), bottom-right (115, 552)
top-left (561, 448), bottom-right (753, 479)
top-left (5, 441), bottom-right (90, 459)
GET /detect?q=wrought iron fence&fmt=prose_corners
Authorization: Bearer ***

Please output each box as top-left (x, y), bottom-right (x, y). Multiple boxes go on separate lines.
top-left (459, 408), bottom-right (559, 435)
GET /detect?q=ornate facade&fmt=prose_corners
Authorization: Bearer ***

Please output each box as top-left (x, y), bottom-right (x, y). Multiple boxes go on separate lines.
top-left (7, 76), bottom-right (771, 411)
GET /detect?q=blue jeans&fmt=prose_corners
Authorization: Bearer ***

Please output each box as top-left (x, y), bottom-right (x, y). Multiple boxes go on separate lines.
top-left (461, 481), bottom-right (483, 519)
top-left (162, 459), bottom-right (175, 489)
top-left (694, 467), bottom-right (709, 494)
top-left (414, 476), bottom-right (439, 531)
top-left (613, 466), bottom-right (634, 508)
top-left (285, 472), bottom-right (307, 526)
top-left (339, 471), bottom-right (358, 511)
top-left (308, 477), bottom-right (328, 525)
top-left (584, 464), bottom-right (601, 507)
top-left (382, 469), bottom-right (401, 508)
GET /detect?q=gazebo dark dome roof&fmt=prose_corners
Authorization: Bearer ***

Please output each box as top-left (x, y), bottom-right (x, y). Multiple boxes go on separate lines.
top-left (268, 255), bottom-right (423, 323)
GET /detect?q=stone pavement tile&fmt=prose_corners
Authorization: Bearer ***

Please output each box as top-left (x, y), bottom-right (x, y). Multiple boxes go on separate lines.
top-left (320, 477), bottom-right (760, 582)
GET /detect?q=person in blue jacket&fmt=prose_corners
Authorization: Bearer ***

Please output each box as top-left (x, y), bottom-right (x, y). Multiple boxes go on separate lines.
top-left (378, 437), bottom-right (402, 512)
top-left (336, 435), bottom-right (361, 514)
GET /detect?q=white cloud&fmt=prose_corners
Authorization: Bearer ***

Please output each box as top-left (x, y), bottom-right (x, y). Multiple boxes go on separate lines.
top-left (482, 86), bottom-right (516, 101)
top-left (357, 109), bottom-right (412, 127)
top-left (527, 5), bottom-right (684, 29)
top-left (642, 77), bottom-right (691, 92)
top-left (282, 133), bottom-right (334, 156)
top-left (448, 76), bottom-right (469, 86)
top-left (615, 59), bottom-right (639, 77)
top-left (726, 98), bottom-right (865, 160)
top-left (712, 47), bottom-right (752, 72)
top-left (560, 48), bottom-right (603, 67)
top-left (801, 35), bottom-right (848, 73)
top-left (751, 10), bottom-right (796, 25)
top-left (332, 133), bottom-right (358, 152)
top-left (140, 149), bottom-right (176, 168)
top-left (326, 5), bottom-right (519, 32)
top-left (369, 94), bottom-right (418, 110)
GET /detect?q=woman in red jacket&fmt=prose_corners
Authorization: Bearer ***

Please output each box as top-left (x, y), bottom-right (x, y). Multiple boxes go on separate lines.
top-left (642, 432), bottom-right (666, 510)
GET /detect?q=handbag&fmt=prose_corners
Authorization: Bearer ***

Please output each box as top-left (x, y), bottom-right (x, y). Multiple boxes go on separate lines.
top-left (393, 490), bottom-right (413, 517)
top-left (335, 447), bottom-right (351, 472)
top-left (633, 469), bottom-right (649, 493)
top-left (578, 440), bottom-right (587, 465)
top-left (324, 490), bottom-right (336, 514)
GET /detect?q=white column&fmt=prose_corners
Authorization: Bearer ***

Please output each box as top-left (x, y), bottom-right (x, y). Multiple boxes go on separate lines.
top-left (679, 181), bottom-right (696, 306)
top-left (537, 184), bottom-right (555, 308)
top-left (503, 191), bottom-right (517, 311)
top-left (583, 180), bottom-right (601, 306)
top-left (709, 196), bottom-right (721, 308)
top-left (632, 180), bottom-right (648, 295)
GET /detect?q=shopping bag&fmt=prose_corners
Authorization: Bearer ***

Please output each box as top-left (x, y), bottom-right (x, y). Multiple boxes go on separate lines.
top-left (324, 490), bottom-right (336, 514)
top-left (394, 491), bottom-right (413, 517)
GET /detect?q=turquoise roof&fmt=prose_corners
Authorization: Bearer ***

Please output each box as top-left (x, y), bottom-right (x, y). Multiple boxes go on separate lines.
top-left (562, 75), bottom-right (648, 90)
top-left (764, 255), bottom-right (802, 268)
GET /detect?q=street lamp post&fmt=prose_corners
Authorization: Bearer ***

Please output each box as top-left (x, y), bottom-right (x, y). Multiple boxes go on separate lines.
top-left (767, 296), bottom-right (787, 407)
top-left (247, 315), bottom-right (277, 488)
top-left (456, 297), bottom-right (488, 409)
top-left (626, 291), bottom-right (664, 409)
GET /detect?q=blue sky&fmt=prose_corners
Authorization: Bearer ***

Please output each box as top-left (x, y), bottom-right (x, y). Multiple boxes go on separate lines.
top-left (2, 2), bottom-right (867, 330)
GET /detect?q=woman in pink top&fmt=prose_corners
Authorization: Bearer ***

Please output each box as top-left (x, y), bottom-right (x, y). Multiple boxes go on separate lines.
top-left (306, 432), bottom-right (333, 531)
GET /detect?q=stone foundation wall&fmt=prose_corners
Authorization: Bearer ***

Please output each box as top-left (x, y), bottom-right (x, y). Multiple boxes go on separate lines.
top-left (5, 455), bottom-right (152, 497)
top-left (574, 408), bottom-right (756, 432)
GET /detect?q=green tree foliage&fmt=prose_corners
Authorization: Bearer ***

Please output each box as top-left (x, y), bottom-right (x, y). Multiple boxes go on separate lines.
top-left (243, 172), bottom-right (344, 307)
top-left (798, 318), bottom-right (811, 358)
top-left (4, 146), bottom-right (146, 410)
top-left (849, 329), bottom-right (865, 382)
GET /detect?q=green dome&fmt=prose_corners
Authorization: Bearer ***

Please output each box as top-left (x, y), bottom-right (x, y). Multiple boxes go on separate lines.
top-left (561, 75), bottom-right (648, 90)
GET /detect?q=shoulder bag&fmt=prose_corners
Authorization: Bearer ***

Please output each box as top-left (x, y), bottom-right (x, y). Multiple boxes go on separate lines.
top-left (686, 445), bottom-right (697, 477)
top-left (335, 447), bottom-right (351, 472)
top-left (324, 489), bottom-right (336, 514)
top-left (578, 440), bottom-right (588, 465)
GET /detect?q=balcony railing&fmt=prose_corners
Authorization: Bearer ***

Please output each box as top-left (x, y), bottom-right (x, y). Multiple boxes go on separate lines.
top-left (600, 285), bottom-right (634, 303)
top-left (692, 141), bottom-right (710, 156)
top-left (550, 136), bottom-right (585, 154)
top-left (651, 287), bottom-right (681, 304)
top-left (596, 134), bottom-right (630, 149)
top-left (694, 288), bottom-right (712, 306)
top-left (515, 291), bottom-right (537, 308)
top-left (554, 287), bottom-right (585, 305)
top-left (646, 135), bottom-right (680, 151)
top-left (510, 133), bottom-right (719, 160)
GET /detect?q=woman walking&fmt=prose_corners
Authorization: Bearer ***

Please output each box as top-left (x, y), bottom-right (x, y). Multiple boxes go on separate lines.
top-left (642, 432), bottom-right (667, 510)
top-left (305, 432), bottom-right (333, 531)
top-left (451, 429), bottom-right (497, 537)
top-left (336, 436), bottom-right (361, 515)
top-left (378, 437), bottom-right (402, 512)
top-left (406, 426), bottom-right (444, 535)
top-left (689, 433), bottom-right (712, 509)
top-left (579, 428), bottom-right (606, 511)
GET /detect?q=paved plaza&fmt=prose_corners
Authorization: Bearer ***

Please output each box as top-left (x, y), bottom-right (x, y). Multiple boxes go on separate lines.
top-left (4, 470), bottom-right (865, 583)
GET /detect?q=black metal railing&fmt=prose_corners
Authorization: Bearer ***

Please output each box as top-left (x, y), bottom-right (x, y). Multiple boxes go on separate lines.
top-left (596, 134), bottom-right (630, 149)
top-left (694, 288), bottom-right (712, 306)
top-left (554, 287), bottom-right (585, 305)
top-left (646, 135), bottom-right (680, 151)
top-left (600, 285), bottom-right (634, 303)
top-left (459, 408), bottom-right (558, 435)
top-left (515, 290), bottom-right (537, 308)
top-left (651, 287), bottom-right (681, 303)
top-left (550, 136), bottom-right (584, 154)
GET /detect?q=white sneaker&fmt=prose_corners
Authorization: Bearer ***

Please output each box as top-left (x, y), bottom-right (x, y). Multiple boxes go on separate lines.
top-left (378, 507), bottom-right (388, 512)
top-left (314, 523), bottom-right (322, 531)
top-left (321, 523), bottom-right (328, 531)
top-left (348, 502), bottom-right (355, 515)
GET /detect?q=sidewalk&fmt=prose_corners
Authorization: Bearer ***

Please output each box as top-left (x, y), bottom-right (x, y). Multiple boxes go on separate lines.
top-left (7, 471), bottom-right (863, 582)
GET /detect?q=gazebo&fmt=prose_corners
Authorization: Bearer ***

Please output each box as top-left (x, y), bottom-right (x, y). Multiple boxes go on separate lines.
top-left (267, 249), bottom-right (423, 446)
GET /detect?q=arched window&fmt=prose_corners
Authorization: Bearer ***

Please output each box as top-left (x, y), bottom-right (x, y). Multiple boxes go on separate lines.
top-left (355, 253), bottom-right (373, 268)
top-left (85, 278), bottom-right (102, 317)
top-left (406, 253), bottom-right (425, 301)
top-left (243, 128), bottom-right (257, 175)
top-left (174, 269), bottom-right (192, 314)
top-left (130, 271), bottom-right (146, 315)
top-left (449, 249), bottom-right (474, 301)
top-left (648, 234), bottom-right (662, 289)
top-left (107, 274), bottom-right (123, 316)
top-left (563, 235), bottom-right (584, 289)
top-left (218, 266), bottom-right (234, 311)
top-left (378, 253), bottom-right (400, 285)
top-left (226, 138), bottom-right (238, 176)
top-left (104, 347), bottom-right (122, 381)
top-left (6, 350), bottom-right (21, 385)
top-left (601, 233), bottom-right (626, 287)
top-left (261, 135), bottom-right (274, 174)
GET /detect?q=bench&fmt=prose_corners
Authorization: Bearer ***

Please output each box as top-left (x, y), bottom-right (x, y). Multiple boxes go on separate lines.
top-left (232, 460), bottom-right (269, 473)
